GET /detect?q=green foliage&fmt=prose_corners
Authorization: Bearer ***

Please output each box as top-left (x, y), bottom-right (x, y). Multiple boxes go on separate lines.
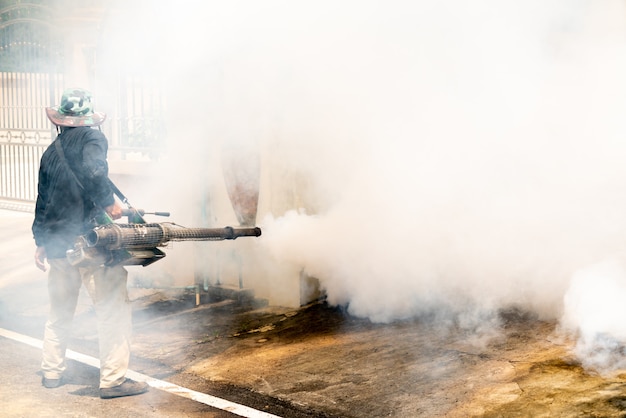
top-left (0, 0), bottom-right (62, 72)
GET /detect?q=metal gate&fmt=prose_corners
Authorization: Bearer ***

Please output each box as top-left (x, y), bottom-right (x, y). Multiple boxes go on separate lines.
top-left (0, 2), bottom-right (63, 210)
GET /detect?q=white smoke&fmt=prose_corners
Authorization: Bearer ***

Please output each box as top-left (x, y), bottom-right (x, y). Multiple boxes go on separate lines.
top-left (560, 260), bottom-right (626, 375)
top-left (101, 0), bottom-right (626, 371)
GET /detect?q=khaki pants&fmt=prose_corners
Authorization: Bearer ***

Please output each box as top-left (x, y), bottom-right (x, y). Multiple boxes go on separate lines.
top-left (41, 258), bottom-right (131, 389)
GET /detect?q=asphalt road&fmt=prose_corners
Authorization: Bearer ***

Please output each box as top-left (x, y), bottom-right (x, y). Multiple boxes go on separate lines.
top-left (0, 334), bottom-right (243, 418)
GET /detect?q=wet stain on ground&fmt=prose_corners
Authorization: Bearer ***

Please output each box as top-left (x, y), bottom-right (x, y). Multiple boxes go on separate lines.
top-left (56, 288), bottom-right (626, 417)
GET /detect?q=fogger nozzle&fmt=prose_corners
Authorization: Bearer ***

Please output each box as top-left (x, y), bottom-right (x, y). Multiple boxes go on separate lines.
top-left (120, 209), bottom-right (171, 217)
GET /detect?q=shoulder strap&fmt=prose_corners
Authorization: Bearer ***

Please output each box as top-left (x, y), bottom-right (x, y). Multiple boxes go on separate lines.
top-left (55, 138), bottom-right (86, 191)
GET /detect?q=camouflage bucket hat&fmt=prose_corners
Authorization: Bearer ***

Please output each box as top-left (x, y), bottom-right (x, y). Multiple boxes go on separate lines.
top-left (45, 88), bottom-right (106, 127)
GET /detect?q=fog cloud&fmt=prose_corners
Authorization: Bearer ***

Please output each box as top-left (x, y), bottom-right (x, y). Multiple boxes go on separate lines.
top-left (102, 0), bottom-right (626, 372)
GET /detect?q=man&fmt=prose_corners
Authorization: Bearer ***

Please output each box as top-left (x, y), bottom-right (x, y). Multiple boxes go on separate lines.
top-left (32, 88), bottom-right (148, 399)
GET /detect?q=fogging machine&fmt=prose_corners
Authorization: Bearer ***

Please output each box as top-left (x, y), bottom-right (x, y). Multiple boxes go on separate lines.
top-left (66, 180), bottom-right (261, 267)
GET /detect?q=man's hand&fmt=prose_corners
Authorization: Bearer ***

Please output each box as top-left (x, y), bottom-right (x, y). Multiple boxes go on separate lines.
top-left (34, 246), bottom-right (47, 272)
top-left (105, 201), bottom-right (124, 220)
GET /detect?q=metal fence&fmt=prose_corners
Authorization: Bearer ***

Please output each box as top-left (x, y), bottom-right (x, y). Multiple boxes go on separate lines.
top-left (1, 1), bottom-right (63, 210)
top-left (0, 71), bottom-right (61, 209)
top-left (0, 139), bottom-right (44, 203)
top-left (0, 73), bottom-right (166, 210)
top-left (110, 75), bottom-right (166, 151)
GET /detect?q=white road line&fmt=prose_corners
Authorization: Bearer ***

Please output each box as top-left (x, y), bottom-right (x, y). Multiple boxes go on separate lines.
top-left (0, 327), bottom-right (281, 418)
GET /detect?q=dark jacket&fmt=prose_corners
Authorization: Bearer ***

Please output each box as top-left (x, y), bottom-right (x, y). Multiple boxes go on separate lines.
top-left (32, 127), bottom-right (115, 258)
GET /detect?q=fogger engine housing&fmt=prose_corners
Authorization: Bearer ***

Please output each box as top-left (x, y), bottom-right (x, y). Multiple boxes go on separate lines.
top-left (67, 222), bottom-right (262, 267)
